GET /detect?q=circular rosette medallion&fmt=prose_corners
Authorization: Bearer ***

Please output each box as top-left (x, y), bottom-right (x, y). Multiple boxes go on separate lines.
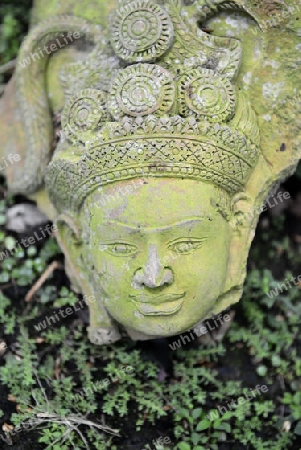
top-left (109, 0), bottom-right (174, 62)
top-left (108, 64), bottom-right (175, 119)
top-left (62, 89), bottom-right (110, 144)
top-left (179, 69), bottom-right (236, 122)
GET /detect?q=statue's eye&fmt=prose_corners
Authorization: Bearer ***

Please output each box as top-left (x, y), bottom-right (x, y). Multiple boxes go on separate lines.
top-left (168, 239), bottom-right (206, 254)
top-left (101, 243), bottom-right (138, 256)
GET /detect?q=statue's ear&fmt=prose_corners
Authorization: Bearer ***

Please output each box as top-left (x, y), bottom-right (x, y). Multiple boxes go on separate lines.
top-left (55, 214), bottom-right (83, 292)
top-left (215, 192), bottom-right (257, 313)
top-left (54, 213), bottom-right (121, 345)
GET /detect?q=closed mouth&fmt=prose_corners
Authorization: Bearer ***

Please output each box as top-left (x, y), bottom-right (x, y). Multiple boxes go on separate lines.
top-left (129, 292), bottom-right (185, 316)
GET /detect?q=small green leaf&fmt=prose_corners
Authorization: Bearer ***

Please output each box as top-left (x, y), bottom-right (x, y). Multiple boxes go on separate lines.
top-left (294, 421), bottom-right (301, 435)
top-left (196, 420), bottom-right (211, 431)
top-left (192, 408), bottom-right (203, 420)
top-left (177, 442), bottom-right (191, 450)
top-left (4, 236), bottom-right (16, 250)
top-left (256, 365), bottom-right (268, 377)
top-left (27, 246), bottom-right (37, 257)
top-left (215, 422), bottom-right (231, 433)
top-left (0, 215), bottom-right (6, 226)
top-left (271, 354), bottom-right (281, 367)
top-left (0, 272), bottom-right (9, 283)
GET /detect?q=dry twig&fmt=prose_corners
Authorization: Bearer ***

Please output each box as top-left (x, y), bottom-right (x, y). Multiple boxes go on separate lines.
top-left (0, 59), bottom-right (16, 75)
top-left (25, 261), bottom-right (62, 302)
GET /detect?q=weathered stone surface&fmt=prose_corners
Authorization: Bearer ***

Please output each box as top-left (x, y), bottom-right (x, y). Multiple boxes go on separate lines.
top-left (0, 0), bottom-right (300, 344)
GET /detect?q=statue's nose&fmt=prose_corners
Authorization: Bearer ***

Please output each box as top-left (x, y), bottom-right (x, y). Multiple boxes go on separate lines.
top-left (132, 244), bottom-right (173, 289)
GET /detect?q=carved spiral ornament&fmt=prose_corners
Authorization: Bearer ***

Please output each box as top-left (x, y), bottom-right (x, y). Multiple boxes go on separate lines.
top-left (179, 69), bottom-right (236, 122)
top-left (108, 64), bottom-right (175, 119)
top-left (109, 0), bottom-right (174, 62)
top-left (62, 89), bottom-right (110, 143)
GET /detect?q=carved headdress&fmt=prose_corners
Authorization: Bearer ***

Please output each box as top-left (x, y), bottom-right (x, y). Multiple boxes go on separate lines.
top-left (45, 0), bottom-right (260, 212)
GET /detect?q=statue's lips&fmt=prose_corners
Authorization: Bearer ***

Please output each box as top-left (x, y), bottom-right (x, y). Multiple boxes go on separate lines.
top-left (129, 293), bottom-right (185, 316)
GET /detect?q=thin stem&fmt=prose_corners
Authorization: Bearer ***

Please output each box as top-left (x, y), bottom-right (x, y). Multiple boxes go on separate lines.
top-left (0, 59), bottom-right (16, 75)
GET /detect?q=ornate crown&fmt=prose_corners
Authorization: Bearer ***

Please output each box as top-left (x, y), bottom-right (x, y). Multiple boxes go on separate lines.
top-left (45, 0), bottom-right (260, 212)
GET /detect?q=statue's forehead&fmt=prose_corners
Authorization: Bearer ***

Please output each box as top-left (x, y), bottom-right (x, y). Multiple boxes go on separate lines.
top-left (84, 178), bottom-right (221, 228)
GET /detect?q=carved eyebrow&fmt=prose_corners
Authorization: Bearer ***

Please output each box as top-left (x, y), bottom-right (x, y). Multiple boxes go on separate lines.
top-left (106, 218), bottom-right (213, 231)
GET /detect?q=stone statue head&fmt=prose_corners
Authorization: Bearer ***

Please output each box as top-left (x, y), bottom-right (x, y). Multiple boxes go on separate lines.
top-left (44, 0), bottom-right (261, 343)
top-left (2, 0), bottom-right (301, 344)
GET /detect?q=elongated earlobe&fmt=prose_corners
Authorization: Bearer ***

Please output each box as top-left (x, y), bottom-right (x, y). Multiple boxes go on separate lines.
top-left (210, 192), bottom-right (258, 316)
top-left (54, 213), bottom-right (121, 345)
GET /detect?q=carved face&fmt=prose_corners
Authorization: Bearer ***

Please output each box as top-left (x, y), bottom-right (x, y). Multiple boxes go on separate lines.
top-left (80, 178), bottom-right (231, 337)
